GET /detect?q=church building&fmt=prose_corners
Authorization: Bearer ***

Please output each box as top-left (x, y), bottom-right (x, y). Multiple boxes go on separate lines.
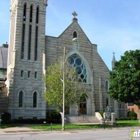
top-left (0, 0), bottom-right (127, 121)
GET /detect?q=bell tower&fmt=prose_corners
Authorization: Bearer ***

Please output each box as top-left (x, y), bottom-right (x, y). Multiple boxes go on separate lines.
top-left (7, 0), bottom-right (47, 119)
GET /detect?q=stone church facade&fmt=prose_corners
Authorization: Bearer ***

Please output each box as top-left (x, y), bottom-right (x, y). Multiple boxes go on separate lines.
top-left (0, 0), bottom-right (127, 120)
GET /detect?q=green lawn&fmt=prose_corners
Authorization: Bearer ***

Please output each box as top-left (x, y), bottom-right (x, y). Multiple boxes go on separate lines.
top-left (0, 124), bottom-right (18, 129)
top-left (117, 120), bottom-right (140, 127)
top-left (0, 120), bottom-right (140, 130)
top-left (30, 120), bottom-right (140, 130)
top-left (30, 124), bottom-right (110, 130)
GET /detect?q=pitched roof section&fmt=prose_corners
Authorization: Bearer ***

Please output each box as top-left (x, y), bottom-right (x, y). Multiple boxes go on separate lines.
top-left (0, 44), bottom-right (8, 69)
top-left (58, 17), bottom-right (92, 44)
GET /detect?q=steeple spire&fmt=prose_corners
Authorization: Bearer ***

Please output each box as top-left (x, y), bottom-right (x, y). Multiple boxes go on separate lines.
top-left (112, 52), bottom-right (116, 70)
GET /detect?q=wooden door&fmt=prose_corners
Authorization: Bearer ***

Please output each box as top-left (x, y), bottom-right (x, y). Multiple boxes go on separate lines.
top-left (79, 102), bottom-right (86, 114)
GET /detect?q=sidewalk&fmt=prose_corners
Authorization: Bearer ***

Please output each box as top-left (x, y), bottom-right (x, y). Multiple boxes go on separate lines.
top-left (0, 125), bottom-right (139, 135)
top-left (0, 126), bottom-right (52, 135)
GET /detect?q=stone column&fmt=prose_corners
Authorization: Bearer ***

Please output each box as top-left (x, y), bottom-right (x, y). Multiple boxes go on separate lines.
top-left (111, 113), bottom-right (116, 125)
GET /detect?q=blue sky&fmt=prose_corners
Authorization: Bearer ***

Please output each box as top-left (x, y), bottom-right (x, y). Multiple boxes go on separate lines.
top-left (0, 0), bottom-right (140, 70)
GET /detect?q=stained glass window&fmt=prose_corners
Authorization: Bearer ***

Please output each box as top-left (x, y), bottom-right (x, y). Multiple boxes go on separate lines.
top-left (68, 54), bottom-right (87, 82)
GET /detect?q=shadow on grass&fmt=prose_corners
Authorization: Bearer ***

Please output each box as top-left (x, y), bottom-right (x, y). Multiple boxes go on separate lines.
top-left (0, 124), bottom-right (21, 129)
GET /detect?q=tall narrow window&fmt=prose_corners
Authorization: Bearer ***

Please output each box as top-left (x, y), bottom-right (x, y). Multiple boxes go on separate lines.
top-left (28, 71), bottom-right (30, 78)
top-left (21, 3), bottom-right (26, 59)
top-left (35, 71), bottom-right (37, 78)
top-left (23, 4), bottom-right (26, 21)
top-left (34, 26), bottom-right (38, 61)
top-left (21, 70), bottom-right (24, 77)
top-left (34, 6), bottom-right (39, 61)
top-left (21, 24), bottom-right (25, 59)
top-left (33, 92), bottom-right (37, 108)
top-left (19, 91), bottom-right (23, 107)
top-left (28, 5), bottom-right (33, 60)
top-left (105, 81), bottom-right (109, 91)
top-left (73, 31), bottom-right (77, 38)
top-left (30, 5), bottom-right (33, 23)
top-left (36, 6), bottom-right (39, 24)
top-left (28, 25), bottom-right (32, 60)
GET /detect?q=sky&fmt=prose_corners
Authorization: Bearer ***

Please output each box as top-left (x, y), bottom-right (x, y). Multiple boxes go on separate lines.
top-left (0, 0), bottom-right (140, 70)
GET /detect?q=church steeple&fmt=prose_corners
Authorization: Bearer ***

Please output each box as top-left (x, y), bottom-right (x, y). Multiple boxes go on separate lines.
top-left (112, 52), bottom-right (116, 70)
top-left (7, 0), bottom-right (47, 120)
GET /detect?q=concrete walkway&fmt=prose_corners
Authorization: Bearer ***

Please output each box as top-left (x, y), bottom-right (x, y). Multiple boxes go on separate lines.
top-left (0, 125), bottom-right (75, 135)
top-left (0, 126), bottom-right (39, 135)
top-left (0, 124), bottom-right (139, 135)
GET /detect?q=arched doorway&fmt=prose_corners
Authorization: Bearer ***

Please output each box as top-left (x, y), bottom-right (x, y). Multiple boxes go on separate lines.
top-left (79, 95), bottom-right (87, 114)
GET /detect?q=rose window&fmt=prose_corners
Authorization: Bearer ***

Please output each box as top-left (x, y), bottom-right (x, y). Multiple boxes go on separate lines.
top-left (68, 54), bottom-right (87, 82)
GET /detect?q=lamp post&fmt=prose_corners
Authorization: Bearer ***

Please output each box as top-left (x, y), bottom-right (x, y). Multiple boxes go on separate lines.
top-left (61, 38), bottom-right (77, 131)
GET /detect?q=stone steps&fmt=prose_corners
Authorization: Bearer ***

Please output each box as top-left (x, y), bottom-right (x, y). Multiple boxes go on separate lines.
top-left (65, 115), bottom-right (100, 124)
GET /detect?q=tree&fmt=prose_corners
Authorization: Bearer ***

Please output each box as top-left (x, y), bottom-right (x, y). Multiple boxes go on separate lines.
top-left (109, 50), bottom-right (140, 118)
top-left (44, 58), bottom-right (85, 112)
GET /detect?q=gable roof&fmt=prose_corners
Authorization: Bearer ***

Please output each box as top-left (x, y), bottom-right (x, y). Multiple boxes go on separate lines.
top-left (0, 44), bottom-right (8, 69)
top-left (58, 18), bottom-right (92, 44)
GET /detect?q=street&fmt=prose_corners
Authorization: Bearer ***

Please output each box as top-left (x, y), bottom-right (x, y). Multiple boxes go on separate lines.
top-left (0, 128), bottom-right (136, 140)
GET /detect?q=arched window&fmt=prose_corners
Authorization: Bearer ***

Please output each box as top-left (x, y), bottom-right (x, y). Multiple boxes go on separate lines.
top-left (105, 81), bottom-right (109, 91)
top-left (23, 3), bottom-right (26, 21)
top-left (36, 6), bottom-right (39, 24)
top-left (73, 31), bottom-right (77, 38)
top-left (33, 92), bottom-right (37, 108)
top-left (28, 5), bottom-right (33, 60)
top-left (21, 3), bottom-right (26, 59)
top-left (34, 6), bottom-right (39, 61)
top-left (68, 54), bottom-right (87, 82)
top-left (19, 91), bottom-right (23, 107)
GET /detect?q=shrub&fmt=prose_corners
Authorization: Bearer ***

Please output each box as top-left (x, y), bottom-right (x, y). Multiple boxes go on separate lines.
top-left (117, 116), bottom-right (137, 121)
top-left (10, 119), bottom-right (46, 124)
top-left (1, 112), bottom-right (11, 124)
top-left (46, 111), bottom-right (61, 123)
top-left (127, 111), bottom-right (137, 120)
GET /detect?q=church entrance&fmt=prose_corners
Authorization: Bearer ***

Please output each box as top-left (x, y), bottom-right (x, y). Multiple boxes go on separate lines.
top-left (79, 102), bottom-right (86, 114)
top-left (79, 94), bottom-right (87, 115)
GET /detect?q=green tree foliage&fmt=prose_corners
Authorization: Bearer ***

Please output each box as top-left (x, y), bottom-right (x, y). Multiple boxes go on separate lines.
top-left (109, 50), bottom-right (140, 108)
top-left (44, 58), bottom-right (85, 111)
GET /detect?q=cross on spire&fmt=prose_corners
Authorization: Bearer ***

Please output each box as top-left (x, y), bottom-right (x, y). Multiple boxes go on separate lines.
top-left (72, 11), bottom-right (78, 18)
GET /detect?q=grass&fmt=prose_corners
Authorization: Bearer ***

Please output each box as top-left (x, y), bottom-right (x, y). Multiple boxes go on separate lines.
top-left (29, 120), bottom-right (140, 130)
top-left (0, 120), bottom-right (140, 130)
top-left (30, 124), bottom-right (110, 130)
top-left (0, 124), bottom-right (18, 129)
top-left (116, 120), bottom-right (140, 127)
